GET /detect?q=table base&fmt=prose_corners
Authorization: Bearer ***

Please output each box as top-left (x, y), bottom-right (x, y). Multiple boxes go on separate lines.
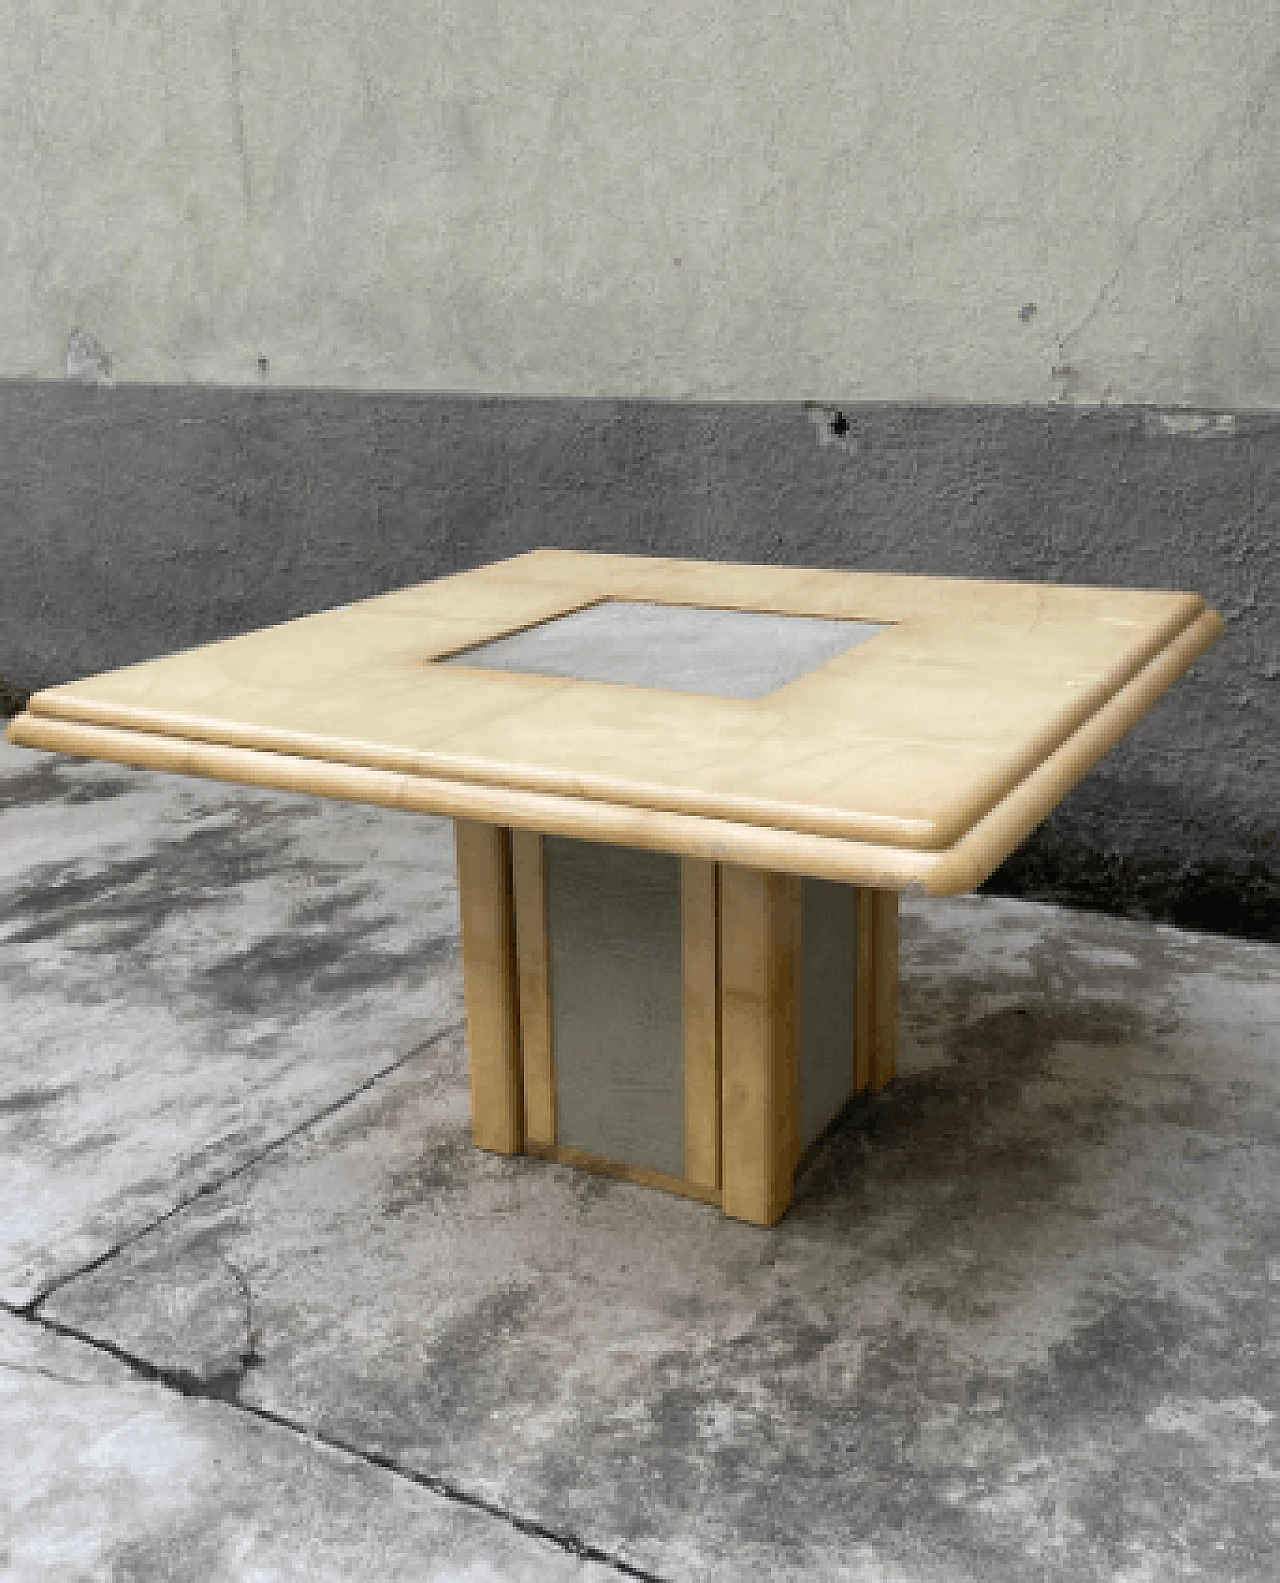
top-left (455, 820), bottom-right (898, 1226)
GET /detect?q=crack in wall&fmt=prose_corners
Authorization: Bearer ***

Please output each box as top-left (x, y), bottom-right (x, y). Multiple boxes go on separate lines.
top-left (1054, 44), bottom-right (1280, 402)
top-left (223, 0), bottom-right (254, 217)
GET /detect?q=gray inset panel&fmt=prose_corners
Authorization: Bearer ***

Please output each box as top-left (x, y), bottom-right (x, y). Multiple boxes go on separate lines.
top-left (545, 836), bottom-right (685, 1177)
top-left (800, 877), bottom-right (859, 1149)
top-left (442, 600), bottom-right (889, 700)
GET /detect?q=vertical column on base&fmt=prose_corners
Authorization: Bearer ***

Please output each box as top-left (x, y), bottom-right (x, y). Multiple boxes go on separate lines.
top-left (511, 830), bottom-right (555, 1149)
top-left (681, 856), bottom-right (721, 1194)
top-left (855, 888), bottom-right (899, 1094)
top-left (719, 865), bottom-right (800, 1226)
top-left (455, 819), bottom-right (524, 1154)
top-left (786, 875), bottom-right (804, 1171)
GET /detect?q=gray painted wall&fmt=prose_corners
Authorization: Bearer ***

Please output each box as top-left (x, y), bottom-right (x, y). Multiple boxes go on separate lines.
top-left (1, 388), bottom-right (1274, 941)
top-left (4, 3), bottom-right (1277, 407)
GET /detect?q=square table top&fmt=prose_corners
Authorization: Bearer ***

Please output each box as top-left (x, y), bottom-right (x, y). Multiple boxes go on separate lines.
top-left (8, 549), bottom-right (1223, 895)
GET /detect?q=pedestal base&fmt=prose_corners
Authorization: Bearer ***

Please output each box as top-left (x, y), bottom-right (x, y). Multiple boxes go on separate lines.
top-left (455, 820), bottom-right (898, 1226)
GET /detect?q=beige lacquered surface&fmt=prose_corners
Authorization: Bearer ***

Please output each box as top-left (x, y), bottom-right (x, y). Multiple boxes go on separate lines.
top-left (18, 550), bottom-right (1221, 866)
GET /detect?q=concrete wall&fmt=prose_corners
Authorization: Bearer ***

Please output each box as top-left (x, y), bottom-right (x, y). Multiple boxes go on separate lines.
top-left (3, 1), bottom-right (1277, 406)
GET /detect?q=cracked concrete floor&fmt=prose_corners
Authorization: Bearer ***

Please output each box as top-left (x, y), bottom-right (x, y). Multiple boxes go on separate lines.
top-left (1, 736), bottom-right (1277, 1582)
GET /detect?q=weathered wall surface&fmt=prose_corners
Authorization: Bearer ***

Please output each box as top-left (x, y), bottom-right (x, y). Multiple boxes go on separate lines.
top-left (2, 1), bottom-right (1276, 406)
top-left (1, 388), bottom-right (1275, 940)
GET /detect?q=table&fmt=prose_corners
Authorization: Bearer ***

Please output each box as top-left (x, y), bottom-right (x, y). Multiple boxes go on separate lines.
top-left (6, 551), bottom-right (1223, 1224)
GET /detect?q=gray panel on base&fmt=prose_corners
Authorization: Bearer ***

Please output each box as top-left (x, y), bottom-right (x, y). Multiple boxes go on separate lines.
top-left (800, 877), bottom-right (859, 1149)
top-left (545, 835), bottom-right (686, 1177)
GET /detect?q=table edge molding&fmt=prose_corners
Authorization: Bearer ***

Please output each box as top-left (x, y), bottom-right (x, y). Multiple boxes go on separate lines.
top-left (4, 608), bottom-right (1223, 896)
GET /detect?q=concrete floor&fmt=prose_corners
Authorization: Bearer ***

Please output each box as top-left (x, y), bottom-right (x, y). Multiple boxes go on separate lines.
top-left (1, 736), bottom-right (1277, 1583)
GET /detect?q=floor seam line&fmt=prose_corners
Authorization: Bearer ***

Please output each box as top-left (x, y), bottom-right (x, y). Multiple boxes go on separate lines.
top-left (14, 1019), bottom-right (466, 1319)
top-left (14, 1309), bottom-right (673, 1583)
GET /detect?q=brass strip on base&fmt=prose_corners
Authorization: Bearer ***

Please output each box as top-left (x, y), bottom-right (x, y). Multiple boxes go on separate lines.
top-left (870, 889), bottom-right (899, 1092)
top-left (511, 828), bottom-right (556, 1148)
top-left (525, 1142), bottom-right (722, 1208)
top-left (681, 856), bottom-right (722, 1192)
